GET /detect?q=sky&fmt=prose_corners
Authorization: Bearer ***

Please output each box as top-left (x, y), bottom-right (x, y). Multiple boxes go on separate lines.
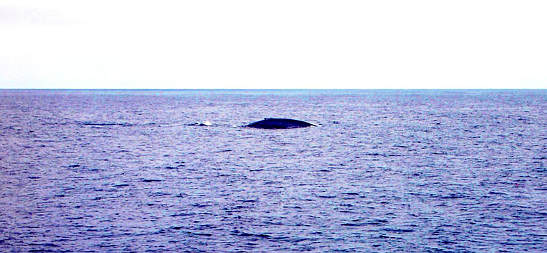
top-left (1, 0), bottom-right (546, 89)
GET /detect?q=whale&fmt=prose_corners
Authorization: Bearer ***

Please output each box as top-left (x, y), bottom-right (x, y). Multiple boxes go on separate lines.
top-left (245, 118), bottom-right (315, 129)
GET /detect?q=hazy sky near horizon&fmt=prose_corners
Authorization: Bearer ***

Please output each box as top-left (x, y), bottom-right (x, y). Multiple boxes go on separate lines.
top-left (1, 0), bottom-right (546, 89)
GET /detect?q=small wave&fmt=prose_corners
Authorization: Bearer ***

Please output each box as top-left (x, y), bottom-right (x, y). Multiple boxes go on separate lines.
top-left (341, 218), bottom-right (389, 227)
top-left (170, 212), bottom-right (195, 217)
top-left (315, 194), bottom-right (337, 199)
top-left (238, 199), bottom-right (258, 203)
top-left (187, 120), bottom-right (213, 127)
top-left (149, 191), bottom-right (170, 197)
top-left (165, 164), bottom-right (185, 170)
top-left (78, 121), bottom-right (137, 127)
top-left (440, 193), bottom-right (467, 199)
top-left (141, 178), bottom-right (163, 183)
top-left (188, 231), bottom-right (213, 236)
top-left (342, 192), bottom-right (360, 196)
top-left (382, 227), bottom-right (415, 233)
top-left (113, 183), bottom-right (130, 187)
top-left (316, 169), bottom-right (332, 172)
top-left (191, 203), bottom-right (211, 208)
top-left (232, 230), bottom-right (272, 239)
top-left (28, 243), bottom-right (60, 247)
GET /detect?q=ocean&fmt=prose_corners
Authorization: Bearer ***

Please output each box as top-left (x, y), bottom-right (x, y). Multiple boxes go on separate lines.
top-left (0, 89), bottom-right (545, 252)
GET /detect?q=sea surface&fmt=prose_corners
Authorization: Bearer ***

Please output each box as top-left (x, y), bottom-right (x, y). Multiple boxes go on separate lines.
top-left (0, 89), bottom-right (545, 252)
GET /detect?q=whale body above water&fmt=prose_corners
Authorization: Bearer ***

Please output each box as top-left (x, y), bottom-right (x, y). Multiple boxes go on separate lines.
top-left (245, 118), bottom-right (315, 129)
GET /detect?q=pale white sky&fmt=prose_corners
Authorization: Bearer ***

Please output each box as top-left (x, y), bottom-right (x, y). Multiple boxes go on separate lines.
top-left (1, 0), bottom-right (546, 89)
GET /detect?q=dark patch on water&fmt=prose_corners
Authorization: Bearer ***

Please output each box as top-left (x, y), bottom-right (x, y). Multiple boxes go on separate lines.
top-left (79, 121), bottom-right (135, 127)
top-left (141, 178), bottom-right (163, 182)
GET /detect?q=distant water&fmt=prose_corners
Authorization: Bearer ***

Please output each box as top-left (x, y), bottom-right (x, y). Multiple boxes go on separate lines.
top-left (0, 89), bottom-right (545, 252)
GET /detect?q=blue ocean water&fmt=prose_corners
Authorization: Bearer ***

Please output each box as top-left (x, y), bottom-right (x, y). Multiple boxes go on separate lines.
top-left (0, 89), bottom-right (545, 252)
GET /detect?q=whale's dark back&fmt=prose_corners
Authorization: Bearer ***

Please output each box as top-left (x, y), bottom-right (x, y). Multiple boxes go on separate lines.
top-left (245, 118), bottom-right (315, 129)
